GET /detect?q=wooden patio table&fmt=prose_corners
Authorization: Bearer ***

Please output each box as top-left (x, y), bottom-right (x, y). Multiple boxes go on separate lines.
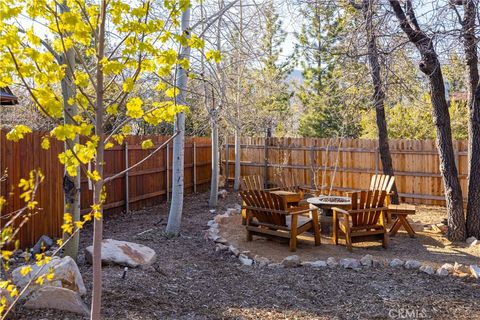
top-left (269, 190), bottom-right (303, 208)
top-left (387, 204), bottom-right (416, 237)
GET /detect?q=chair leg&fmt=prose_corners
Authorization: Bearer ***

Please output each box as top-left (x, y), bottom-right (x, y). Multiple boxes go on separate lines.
top-left (382, 231), bottom-right (389, 249)
top-left (345, 233), bottom-right (353, 252)
top-left (290, 215), bottom-right (298, 252)
top-left (345, 223), bottom-right (352, 252)
top-left (246, 230), bottom-right (252, 241)
top-left (311, 209), bottom-right (321, 246)
top-left (332, 210), bottom-right (338, 245)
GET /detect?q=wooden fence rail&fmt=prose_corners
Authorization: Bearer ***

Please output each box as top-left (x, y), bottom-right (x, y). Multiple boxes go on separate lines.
top-left (0, 131), bottom-right (211, 248)
top-left (221, 136), bottom-right (468, 206)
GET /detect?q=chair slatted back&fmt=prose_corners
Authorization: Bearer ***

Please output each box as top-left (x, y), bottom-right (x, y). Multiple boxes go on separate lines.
top-left (241, 175), bottom-right (265, 191)
top-left (240, 190), bottom-right (287, 227)
top-left (349, 190), bottom-right (387, 227)
top-left (276, 172), bottom-right (300, 192)
top-left (370, 174), bottom-right (395, 194)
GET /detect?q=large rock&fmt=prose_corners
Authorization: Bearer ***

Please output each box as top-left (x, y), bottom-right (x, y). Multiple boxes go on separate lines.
top-left (420, 265), bottom-right (435, 275)
top-left (389, 258), bottom-right (404, 268)
top-left (453, 262), bottom-right (470, 274)
top-left (24, 286), bottom-right (89, 316)
top-left (466, 236), bottom-right (477, 245)
top-left (327, 257), bottom-right (338, 267)
top-left (470, 265), bottom-right (480, 279)
top-left (253, 255), bottom-right (270, 268)
top-left (218, 189), bottom-right (228, 198)
top-left (12, 256), bottom-right (86, 296)
top-left (282, 255), bottom-right (301, 268)
top-left (229, 245), bottom-right (240, 257)
top-left (226, 208), bottom-right (239, 216)
top-left (360, 255), bottom-right (373, 267)
top-left (303, 260), bottom-right (327, 268)
top-left (214, 213), bottom-right (230, 224)
top-left (31, 235), bottom-right (53, 256)
top-left (238, 254), bottom-right (253, 266)
top-left (339, 258), bottom-right (360, 269)
top-left (85, 239), bottom-right (156, 268)
top-left (404, 260), bottom-right (422, 270)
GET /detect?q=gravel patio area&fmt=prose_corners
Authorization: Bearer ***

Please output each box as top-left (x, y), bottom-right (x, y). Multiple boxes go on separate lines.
top-left (10, 191), bottom-right (480, 319)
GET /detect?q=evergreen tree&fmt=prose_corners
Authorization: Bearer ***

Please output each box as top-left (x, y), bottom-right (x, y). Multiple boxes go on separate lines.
top-left (295, 1), bottom-right (360, 138)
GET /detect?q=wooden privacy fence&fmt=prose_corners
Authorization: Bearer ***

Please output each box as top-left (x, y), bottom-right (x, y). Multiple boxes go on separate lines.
top-left (0, 131), bottom-right (211, 248)
top-left (221, 136), bottom-right (468, 206)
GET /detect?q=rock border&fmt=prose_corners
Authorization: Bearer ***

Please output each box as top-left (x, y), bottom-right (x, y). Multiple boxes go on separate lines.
top-left (205, 209), bottom-right (480, 280)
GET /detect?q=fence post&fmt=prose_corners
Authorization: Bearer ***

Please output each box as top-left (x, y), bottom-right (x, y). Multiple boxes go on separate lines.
top-left (193, 141), bottom-right (197, 193)
top-left (124, 143), bottom-right (129, 213)
top-left (310, 144), bottom-right (315, 189)
top-left (225, 136), bottom-right (229, 187)
top-left (166, 142), bottom-right (170, 202)
top-left (375, 146), bottom-right (380, 174)
top-left (454, 142), bottom-right (459, 171)
top-left (264, 136), bottom-right (269, 188)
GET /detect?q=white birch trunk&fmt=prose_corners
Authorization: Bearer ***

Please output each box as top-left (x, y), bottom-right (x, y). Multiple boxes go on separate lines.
top-left (233, 127), bottom-right (241, 190)
top-left (209, 120), bottom-right (219, 207)
top-left (59, 2), bottom-right (80, 261)
top-left (166, 7), bottom-right (191, 235)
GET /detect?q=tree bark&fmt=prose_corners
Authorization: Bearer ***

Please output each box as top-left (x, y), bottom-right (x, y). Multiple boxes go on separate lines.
top-left (462, 0), bottom-right (480, 238)
top-left (209, 116), bottom-right (219, 207)
top-left (233, 128), bottom-right (241, 191)
top-left (166, 7), bottom-right (191, 235)
top-left (91, 1), bottom-right (107, 318)
top-left (389, 0), bottom-right (466, 241)
top-left (362, 0), bottom-right (398, 204)
top-left (55, 1), bottom-right (81, 261)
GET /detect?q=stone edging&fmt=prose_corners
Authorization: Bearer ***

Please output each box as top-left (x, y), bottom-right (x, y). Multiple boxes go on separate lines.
top-left (205, 208), bottom-right (480, 280)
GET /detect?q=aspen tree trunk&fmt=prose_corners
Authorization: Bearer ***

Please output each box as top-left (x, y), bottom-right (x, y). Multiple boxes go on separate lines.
top-left (233, 127), bottom-right (241, 190)
top-left (202, 1), bottom-right (219, 208)
top-left (59, 1), bottom-right (81, 261)
top-left (390, 0), bottom-right (466, 241)
top-left (461, 0), bottom-right (480, 238)
top-left (90, 0), bottom-right (107, 318)
top-left (166, 7), bottom-right (191, 235)
top-left (209, 118), bottom-right (219, 207)
top-left (233, 0), bottom-right (242, 191)
top-left (362, 0), bottom-right (398, 204)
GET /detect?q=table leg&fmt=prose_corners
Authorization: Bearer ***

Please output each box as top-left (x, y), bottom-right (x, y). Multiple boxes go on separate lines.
top-left (389, 218), bottom-right (402, 236)
top-left (399, 215), bottom-right (416, 237)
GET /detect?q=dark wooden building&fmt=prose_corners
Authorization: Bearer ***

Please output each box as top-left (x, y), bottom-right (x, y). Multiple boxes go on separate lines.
top-left (0, 87), bottom-right (18, 105)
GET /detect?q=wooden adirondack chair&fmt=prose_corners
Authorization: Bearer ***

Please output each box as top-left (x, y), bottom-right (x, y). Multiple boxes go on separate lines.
top-left (370, 174), bottom-right (395, 198)
top-left (240, 190), bottom-right (321, 252)
top-left (332, 190), bottom-right (389, 252)
top-left (370, 174), bottom-right (395, 221)
top-left (241, 175), bottom-right (266, 191)
top-left (240, 175), bottom-right (279, 225)
top-left (275, 171), bottom-right (305, 197)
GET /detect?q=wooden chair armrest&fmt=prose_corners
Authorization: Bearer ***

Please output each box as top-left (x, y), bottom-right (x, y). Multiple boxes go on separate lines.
top-left (242, 205), bottom-right (292, 215)
top-left (265, 187), bottom-right (281, 191)
top-left (287, 206), bottom-right (317, 215)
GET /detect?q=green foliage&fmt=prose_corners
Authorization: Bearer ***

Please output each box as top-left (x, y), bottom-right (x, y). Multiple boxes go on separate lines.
top-left (294, 2), bottom-right (362, 138)
top-left (361, 95), bottom-right (469, 140)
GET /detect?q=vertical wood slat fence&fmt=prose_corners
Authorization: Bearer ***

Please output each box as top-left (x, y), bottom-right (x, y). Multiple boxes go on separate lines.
top-left (0, 131), bottom-right (211, 248)
top-left (221, 136), bottom-right (468, 206)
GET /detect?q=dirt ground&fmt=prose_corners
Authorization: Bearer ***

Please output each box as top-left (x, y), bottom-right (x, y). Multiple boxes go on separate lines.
top-left (221, 202), bottom-right (480, 267)
top-left (10, 191), bottom-right (480, 320)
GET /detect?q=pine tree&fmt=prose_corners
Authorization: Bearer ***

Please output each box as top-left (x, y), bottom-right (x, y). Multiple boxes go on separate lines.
top-left (295, 1), bottom-right (360, 138)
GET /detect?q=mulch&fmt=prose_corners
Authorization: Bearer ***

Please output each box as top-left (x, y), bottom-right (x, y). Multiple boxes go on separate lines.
top-left (10, 191), bottom-right (480, 319)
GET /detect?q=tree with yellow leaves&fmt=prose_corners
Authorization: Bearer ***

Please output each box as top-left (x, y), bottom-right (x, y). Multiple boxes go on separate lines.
top-left (0, 0), bottom-right (204, 318)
